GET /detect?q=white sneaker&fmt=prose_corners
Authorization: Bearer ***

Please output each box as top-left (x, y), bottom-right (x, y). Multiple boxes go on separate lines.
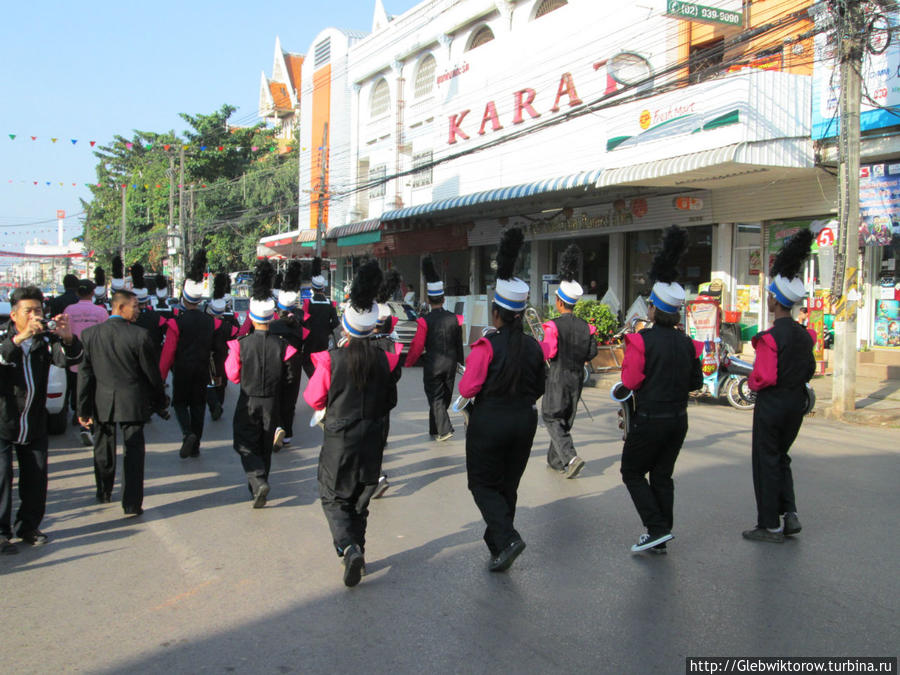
top-left (630, 532), bottom-right (673, 553)
top-left (273, 427), bottom-right (285, 452)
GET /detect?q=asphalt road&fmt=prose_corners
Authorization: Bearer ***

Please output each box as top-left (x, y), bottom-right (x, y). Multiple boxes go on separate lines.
top-left (2, 372), bottom-right (897, 674)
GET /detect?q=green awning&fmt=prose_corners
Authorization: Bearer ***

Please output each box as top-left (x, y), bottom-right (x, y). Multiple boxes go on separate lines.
top-left (337, 231), bottom-right (381, 246)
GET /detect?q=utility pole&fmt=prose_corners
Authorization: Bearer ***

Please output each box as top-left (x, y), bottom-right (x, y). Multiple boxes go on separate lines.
top-left (120, 185), bottom-right (127, 256)
top-left (830, 0), bottom-right (866, 417)
top-left (314, 123), bottom-right (329, 258)
top-left (177, 144), bottom-right (185, 291)
top-left (188, 185), bottom-right (195, 264)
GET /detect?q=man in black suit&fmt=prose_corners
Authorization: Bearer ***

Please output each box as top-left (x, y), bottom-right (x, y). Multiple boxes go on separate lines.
top-left (48, 274), bottom-right (80, 317)
top-left (77, 290), bottom-right (168, 516)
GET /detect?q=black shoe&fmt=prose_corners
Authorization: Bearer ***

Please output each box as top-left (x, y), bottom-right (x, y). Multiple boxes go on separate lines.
top-left (210, 405), bottom-right (223, 421)
top-left (631, 532), bottom-right (674, 552)
top-left (489, 539), bottom-right (526, 572)
top-left (783, 513), bottom-right (802, 536)
top-left (179, 434), bottom-right (197, 459)
top-left (252, 482), bottom-right (270, 509)
top-left (80, 429), bottom-right (94, 447)
top-left (648, 542), bottom-right (668, 555)
top-left (123, 506), bottom-right (144, 517)
top-left (372, 475), bottom-right (389, 500)
top-left (72, 412), bottom-right (80, 427)
top-left (1, 537), bottom-right (18, 554)
top-left (18, 529), bottom-right (49, 546)
top-left (742, 527), bottom-right (784, 543)
top-left (189, 436), bottom-right (200, 457)
top-left (96, 492), bottom-right (112, 504)
top-left (342, 544), bottom-right (366, 587)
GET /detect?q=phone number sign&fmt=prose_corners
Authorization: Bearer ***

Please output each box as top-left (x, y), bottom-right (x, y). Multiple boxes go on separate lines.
top-left (665, 0), bottom-right (742, 26)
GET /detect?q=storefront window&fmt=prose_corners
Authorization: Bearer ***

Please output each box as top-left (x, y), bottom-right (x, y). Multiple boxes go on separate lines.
top-left (731, 223), bottom-right (763, 330)
top-left (478, 241), bottom-right (531, 295)
top-left (548, 236), bottom-right (609, 298)
top-left (626, 225), bottom-right (712, 305)
top-left (873, 239), bottom-right (900, 348)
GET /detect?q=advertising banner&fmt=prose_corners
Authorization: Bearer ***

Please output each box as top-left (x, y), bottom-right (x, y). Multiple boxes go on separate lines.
top-left (859, 163), bottom-right (900, 247)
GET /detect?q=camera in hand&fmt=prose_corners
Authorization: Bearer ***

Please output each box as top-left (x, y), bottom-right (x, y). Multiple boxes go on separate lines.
top-left (40, 319), bottom-right (58, 332)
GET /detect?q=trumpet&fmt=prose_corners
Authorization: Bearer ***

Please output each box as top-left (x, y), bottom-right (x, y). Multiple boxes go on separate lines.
top-left (610, 382), bottom-right (635, 440)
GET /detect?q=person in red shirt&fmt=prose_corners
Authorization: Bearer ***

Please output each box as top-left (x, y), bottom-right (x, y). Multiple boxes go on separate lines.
top-left (743, 230), bottom-right (816, 544)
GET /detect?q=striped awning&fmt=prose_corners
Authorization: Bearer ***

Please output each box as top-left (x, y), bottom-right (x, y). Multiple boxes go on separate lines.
top-left (325, 218), bottom-right (381, 240)
top-left (381, 169), bottom-right (604, 221)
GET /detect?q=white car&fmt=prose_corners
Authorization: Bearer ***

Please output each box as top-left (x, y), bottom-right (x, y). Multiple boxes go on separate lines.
top-left (0, 301), bottom-right (68, 435)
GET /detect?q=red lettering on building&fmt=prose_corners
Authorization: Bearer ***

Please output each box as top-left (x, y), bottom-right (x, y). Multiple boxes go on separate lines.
top-left (550, 72), bottom-right (583, 112)
top-left (478, 101), bottom-right (503, 135)
top-left (448, 110), bottom-right (471, 144)
top-left (512, 88), bottom-right (541, 125)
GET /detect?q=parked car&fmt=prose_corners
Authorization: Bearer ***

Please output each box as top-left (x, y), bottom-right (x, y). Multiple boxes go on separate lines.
top-left (231, 296), bottom-right (250, 325)
top-left (0, 301), bottom-right (68, 435)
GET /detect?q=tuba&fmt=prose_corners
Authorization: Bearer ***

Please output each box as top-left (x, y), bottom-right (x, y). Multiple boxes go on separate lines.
top-left (610, 381), bottom-right (635, 440)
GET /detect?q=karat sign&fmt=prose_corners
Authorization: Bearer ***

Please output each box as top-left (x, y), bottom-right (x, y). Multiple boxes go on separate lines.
top-left (665, 0), bottom-right (742, 26)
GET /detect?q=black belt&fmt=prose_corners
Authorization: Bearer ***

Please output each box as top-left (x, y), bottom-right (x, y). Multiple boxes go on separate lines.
top-left (635, 410), bottom-right (687, 420)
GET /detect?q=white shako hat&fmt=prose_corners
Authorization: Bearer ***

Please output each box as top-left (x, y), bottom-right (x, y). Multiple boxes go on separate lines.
top-left (422, 255), bottom-right (443, 298)
top-left (768, 229), bottom-right (814, 308)
top-left (276, 259), bottom-right (302, 311)
top-left (93, 267), bottom-right (107, 299)
top-left (182, 249), bottom-right (208, 305)
top-left (155, 274), bottom-right (169, 299)
top-left (110, 255), bottom-right (125, 291)
top-left (556, 244), bottom-right (584, 305)
top-left (342, 259), bottom-right (383, 337)
top-left (647, 225), bottom-right (688, 314)
top-left (310, 256), bottom-right (327, 290)
top-left (248, 260), bottom-right (277, 323)
top-left (493, 227), bottom-right (529, 312)
top-left (207, 272), bottom-right (229, 316)
top-left (130, 263), bottom-right (150, 304)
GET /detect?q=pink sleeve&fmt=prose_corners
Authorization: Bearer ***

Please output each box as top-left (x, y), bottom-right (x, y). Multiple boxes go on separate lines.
top-left (389, 316), bottom-right (399, 332)
top-left (621, 333), bottom-right (646, 390)
top-left (237, 318), bottom-right (252, 337)
top-left (692, 339), bottom-right (704, 359)
top-left (284, 344), bottom-right (298, 362)
top-left (456, 314), bottom-right (464, 326)
top-left (225, 339), bottom-right (241, 383)
top-left (405, 317), bottom-right (427, 366)
top-left (385, 351), bottom-right (401, 372)
top-left (302, 299), bottom-right (311, 322)
top-left (159, 318), bottom-right (179, 380)
top-left (749, 333), bottom-right (778, 391)
top-left (589, 324), bottom-right (597, 336)
top-left (302, 327), bottom-right (310, 340)
top-left (807, 328), bottom-right (818, 345)
top-left (159, 315), bottom-right (167, 328)
top-left (458, 338), bottom-right (493, 399)
top-left (303, 351), bottom-right (332, 410)
top-left (214, 318), bottom-right (222, 331)
top-left (393, 341), bottom-right (403, 356)
top-left (541, 321), bottom-right (558, 360)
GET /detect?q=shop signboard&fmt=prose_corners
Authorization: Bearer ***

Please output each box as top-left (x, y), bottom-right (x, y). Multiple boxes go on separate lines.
top-left (686, 299), bottom-right (720, 341)
top-left (807, 296), bottom-right (826, 373)
top-left (812, 9), bottom-right (900, 139)
top-left (873, 300), bottom-right (900, 348)
top-left (664, 0), bottom-right (742, 27)
top-left (859, 163), bottom-right (900, 247)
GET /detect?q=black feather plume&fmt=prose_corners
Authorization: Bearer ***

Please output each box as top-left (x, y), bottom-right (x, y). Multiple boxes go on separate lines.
top-left (273, 272), bottom-right (284, 291)
top-left (224, 274), bottom-right (232, 295)
top-left (130, 263), bottom-right (145, 289)
top-left (94, 266), bottom-right (106, 287)
top-left (112, 255), bottom-right (124, 279)
top-left (300, 259), bottom-right (312, 281)
top-left (559, 244), bottom-right (580, 283)
top-left (349, 259), bottom-right (383, 312)
top-left (496, 228), bottom-right (524, 281)
top-left (649, 225), bottom-right (688, 284)
top-left (187, 249), bottom-right (207, 283)
top-left (770, 229), bottom-right (814, 281)
top-left (283, 260), bottom-right (302, 292)
top-left (422, 255), bottom-right (440, 283)
top-left (154, 273), bottom-right (167, 290)
top-left (377, 269), bottom-right (402, 304)
top-left (252, 260), bottom-right (275, 302)
top-left (312, 256), bottom-right (322, 277)
top-left (145, 275), bottom-right (157, 294)
top-left (212, 272), bottom-right (228, 300)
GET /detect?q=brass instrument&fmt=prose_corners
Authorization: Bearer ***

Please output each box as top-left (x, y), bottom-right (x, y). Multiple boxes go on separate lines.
top-left (451, 327), bottom-right (498, 423)
top-left (524, 306), bottom-right (545, 342)
top-left (610, 382), bottom-right (635, 440)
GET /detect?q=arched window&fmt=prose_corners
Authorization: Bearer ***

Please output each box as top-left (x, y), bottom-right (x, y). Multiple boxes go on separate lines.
top-left (535, 0), bottom-right (567, 18)
top-left (370, 78), bottom-right (390, 118)
top-left (466, 25), bottom-right (494, 51)
top-left (414, 55), bottom-right (436, 99)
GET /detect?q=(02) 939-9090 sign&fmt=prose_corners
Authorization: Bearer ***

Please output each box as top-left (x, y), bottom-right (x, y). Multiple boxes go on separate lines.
top-left (665, 0), bottom-right (742, 26)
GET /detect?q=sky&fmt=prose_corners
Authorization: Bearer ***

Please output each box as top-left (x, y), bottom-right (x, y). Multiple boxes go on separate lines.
top-left (0, 0), bottom-right (422, 253)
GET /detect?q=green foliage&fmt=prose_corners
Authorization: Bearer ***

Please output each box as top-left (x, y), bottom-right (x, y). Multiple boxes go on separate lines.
top-left (573, 300), bottom-right (618, 345)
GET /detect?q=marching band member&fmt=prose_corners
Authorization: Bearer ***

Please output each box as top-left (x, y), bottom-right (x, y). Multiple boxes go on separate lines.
top-left (207, 272), bottom-right (239, 422)
top-left (93, 267), bottom-right (108, 308)
top-left (404, 255), bottom-right (464, 442)
top-left (110, 255), bottom-right (126, 298)
top-left (225, 260), bottom-right (296, 508)
top-left (270, 260), bottom-right (306, 448)
top-left (303, 260), bottom-right (400, 587)
top-left (160, 250), bottom-right (216, 459)
top-left (154, 273), bottom-right (173, 316)
top-left (458, 228), bottom-right (546, 572)
top-left (620, 226), bottom-right (702, 554)
top-left (743, 229), bottom-right (816, 544)
top-left (301, 257), bottom-right (339, 378)
top-left (371, 268), bottom-right (404, 499)
top-left (542, 244), bottom-right (598, 479)
top-left (132, 264), bottom-right (167, 357)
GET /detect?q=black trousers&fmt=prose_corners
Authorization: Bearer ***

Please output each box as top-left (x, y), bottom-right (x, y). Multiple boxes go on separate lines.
top-left (318, 417), bottom-right (385, 556)
top-left (424, 366), bottom-right (455, 437)
top-left (172, 367), bottom-right (206, 441)
top-left (0, 435), bottom-right (48, 538)
top-left (279, 358), bottom-right (304, 438)
top-left (466, 400), bottom-right (537, 555)
top-left (543, 368), bottom-right (583, 469)
top-left (233, 392), bottom-right (278, 495)
top-left (751, 388), bottom-right (805, 529)
top-left (66, 369), bottom-right (78, 413)
top-left (301, 352), bottom-right (316, 380)
top-left (94, 422), bottom-right (146, 511)
top-left (620, 412), bottom-right (688, 537)
top-left (206, 382), bottom-right (226, 415)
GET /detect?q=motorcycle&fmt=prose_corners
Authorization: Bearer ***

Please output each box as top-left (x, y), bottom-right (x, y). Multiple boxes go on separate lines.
top-left (694, 338), bottom-right (755, 410)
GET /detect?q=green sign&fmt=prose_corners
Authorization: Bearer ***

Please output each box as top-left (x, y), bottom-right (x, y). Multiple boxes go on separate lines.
top-left (665, 0), bottom-right (742, 26)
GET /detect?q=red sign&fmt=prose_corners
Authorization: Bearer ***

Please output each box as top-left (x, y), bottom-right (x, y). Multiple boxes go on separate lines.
top-left (673, 197), bottom-right (704, 211)
top-left (56, 210), bottom-right (65, 219)
top-left (816, 227), bottom-right (835, 247)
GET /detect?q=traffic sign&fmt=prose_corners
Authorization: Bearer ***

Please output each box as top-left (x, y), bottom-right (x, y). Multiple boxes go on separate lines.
top-left (665, 0), bottom-right (742, 26)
